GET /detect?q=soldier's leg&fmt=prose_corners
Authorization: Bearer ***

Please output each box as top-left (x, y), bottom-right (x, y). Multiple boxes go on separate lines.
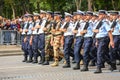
top-left (32, 35), bottom-right (39, 63)
top-left (43, 36), bottom-right (51, 65)
top-left (63, 36), bottom-right (73, 68)
top-left (38, 34), bottom-right (45, 64)
top-left (21, 35), bottom-right (28, 62)
top-left (73, 36), bottom-right (84, 70)
top-left (81, 37), bottom-right (93, 71)
top-left (27, 36), bottom-right (33, 63)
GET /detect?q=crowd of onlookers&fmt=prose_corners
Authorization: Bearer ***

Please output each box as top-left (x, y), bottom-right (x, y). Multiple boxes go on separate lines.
top-left (0, 16), bottom-right (22, 45)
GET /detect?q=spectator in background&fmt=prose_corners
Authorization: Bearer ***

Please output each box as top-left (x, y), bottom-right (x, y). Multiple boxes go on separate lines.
top-left (3, 19), bottom-right (11, 45)
top-left (10, 19), bottom-right (17, 45)
top-left (16, 19), bottom-right (21, 31)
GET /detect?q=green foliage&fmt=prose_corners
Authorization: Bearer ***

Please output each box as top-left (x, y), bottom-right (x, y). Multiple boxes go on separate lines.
top-left (0, 0), bottom-right (120, 19)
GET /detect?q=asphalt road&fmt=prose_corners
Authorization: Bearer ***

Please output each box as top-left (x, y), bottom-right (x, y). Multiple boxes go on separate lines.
top-left (0, 55), bottom-right (120, 80)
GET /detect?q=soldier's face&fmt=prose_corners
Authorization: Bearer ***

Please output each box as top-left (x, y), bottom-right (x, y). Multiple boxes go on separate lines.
top-left (112, 15), bottom-right (118, 20)
top-left (28, 17), bottom-right (32, 21)
top-left (23, 17), bottom-right (28, 22)
top-left (65, 16), bottom-right (71, 21)
top-left (76, 15), bottom-right (81, 20)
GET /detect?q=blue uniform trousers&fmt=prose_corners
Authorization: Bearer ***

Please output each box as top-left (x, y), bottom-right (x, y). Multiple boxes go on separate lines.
top-left (26, 35), bottom-right (33, 58)
top-left (21, 35), bottom-right (28, 57)
top-left (74, 36), bottom-right (84, 63)
top-left (32, 35), bottom-right (40, 59)
top-left (90, 38), bottom-right (97, 63)
top-left (38, 33), bottom-right (45, 57)
top-left (64, 35), bottom-right (74, 64)
top-left (83, 37), bottom-right (93, 66)
top-left (96, 37), bottom-right (111, 68)
top-left (109, 35), bottom-right (120, 64)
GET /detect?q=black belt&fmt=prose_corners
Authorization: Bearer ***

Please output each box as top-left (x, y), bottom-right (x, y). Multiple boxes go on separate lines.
top-left (64, 35), bottom-right (73, 38)
top-left (76, 36), bottom-right (83, 38)
top-left (45, 33), bottom-right (51, 35)
top-left (84, 37), bottom-right (92, 39)
top-left (97, 36), bottom-right (108, 40)
top-left (53, 34), bottom-right (62, 37)
top-left (113, 35), bottom-right (120, 37)
top-left (32, 34), bottom-right (38, 36)
top-left (38, 33), bottom-right (44, 35)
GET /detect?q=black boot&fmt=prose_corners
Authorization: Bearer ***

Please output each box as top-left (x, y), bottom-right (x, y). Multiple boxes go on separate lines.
top-left (42, 60), bottom-right (49, 65)
top-left (81, 65), bottom-right (89, 71)
top-left (94, 67), bottom-right (102, 74)
top-left (22, 56), bottom-right (27, 62)
top-left (32, 57), bottom-right (38, 63)
top-left (27, 57), bottom-right (33, 63)
top-left (63, 63), bottom-right (71, 68)
top-left (73, 63), bottom-right (80, 70)
top-left (109, 63), bottom-right (117, 71)
top-left (38, 57), bottom-right (45, 64)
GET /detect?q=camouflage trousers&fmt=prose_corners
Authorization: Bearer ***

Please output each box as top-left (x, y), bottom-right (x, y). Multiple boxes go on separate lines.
top-left (53, 35), bottom-right (64, 61)
top-left (45, 35), bottom-right (53, 60)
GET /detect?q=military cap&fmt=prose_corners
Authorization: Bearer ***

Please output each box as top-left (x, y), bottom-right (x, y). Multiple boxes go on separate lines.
top-left (110, 11), bottom-right (119, 15)
top-left (99, 10), bottom-right (107, 14)
top-left (33, 12), bottom-right (39, 16)
top-left (85, 11), bottom-right (93, 16)
top-left (64, 12), bottom-right (72, 17)
top-left (47, 11), bottom-right (53, 15)
top-left (76, 10), bottom-right (84, 15)
top-left (40, 10), bottom-right (47, 14)
top-left (54, 11), bottom-right (62, 16)
top-left (24, 14), bottom-right (29, 17)
top-left (27, 14), bottom-right (33, 17)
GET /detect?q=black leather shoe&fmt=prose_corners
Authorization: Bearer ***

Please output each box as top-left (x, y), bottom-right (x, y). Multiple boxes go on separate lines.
top-left (94, 67), bottom-right (102, 74)
top-left (101, 64), bottom-right (105, 68)
top-left (109, 64), bottom-right (117, 71)
top-left (22, 59), bottom-right (27, 62)
top-left (63, 63), bottom-right (71, 68)
top-left (73, 63), bottom-right (80, 70)
top-left (32, 60), bottom-right (38, 63)
top-left (22, 57), bottom-right (27, 62)
top-left (81, 65), bottom-right (89, 71)
top-left (26, 60), bottom-right (33, 63)
top-left (38, 57), bottom-right (45, 64)
top-left (42, 61), bottom-right (49, 65)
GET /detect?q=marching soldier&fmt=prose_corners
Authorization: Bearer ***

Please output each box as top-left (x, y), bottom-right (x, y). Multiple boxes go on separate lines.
top-left (109, 11), bottom-right (120, 71)
top-left (37, 10), bottom-right (47, 64)
top-left (30, 12), bottom-right (41, 63)
top-left (25, 14), bottom-right (34, 63)
top-left (80, 11), bottom-right (94, 71)
top-left (20, 14), bottom-right (29, 62)
top-left (72, 10), bottom-right (84, 70)
top-left (42, 11), bottom-right (53, 65)
top-left (60, 12), bottom-right (74, 68)
top-left (93, 10), bottom-right (115, 73)
top-left (50, 12), bottom-right (63, 67)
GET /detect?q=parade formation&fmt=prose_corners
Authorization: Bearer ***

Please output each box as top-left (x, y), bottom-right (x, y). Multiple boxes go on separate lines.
top-left (20, 10), bottom-right (120, 74)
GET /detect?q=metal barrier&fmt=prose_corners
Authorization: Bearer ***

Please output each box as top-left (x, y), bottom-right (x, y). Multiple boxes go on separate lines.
top-left (0, 30), bottom-right (21, 45)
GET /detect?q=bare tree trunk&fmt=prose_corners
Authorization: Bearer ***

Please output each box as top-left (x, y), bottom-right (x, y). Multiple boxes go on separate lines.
top-left (111, 0), bottom-right (115, 10)
top-left (11, 5), bottom-right (15, 19)
top-left (75, 0), bottom-right (82, 10)
top-left (37, 1), bottom-right (40, 13)
top-left (88, 0), bottom-right (93, 11)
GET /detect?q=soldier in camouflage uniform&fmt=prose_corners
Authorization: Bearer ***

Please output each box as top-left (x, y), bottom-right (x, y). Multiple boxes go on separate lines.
top-left (42, 11), bottom-right (54, 65)
top-left (50, 12), bottom-right (64, 67)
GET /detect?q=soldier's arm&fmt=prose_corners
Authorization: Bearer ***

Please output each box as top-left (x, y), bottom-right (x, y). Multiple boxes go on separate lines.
top-left (108, 30), bottom-right (114, 48)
